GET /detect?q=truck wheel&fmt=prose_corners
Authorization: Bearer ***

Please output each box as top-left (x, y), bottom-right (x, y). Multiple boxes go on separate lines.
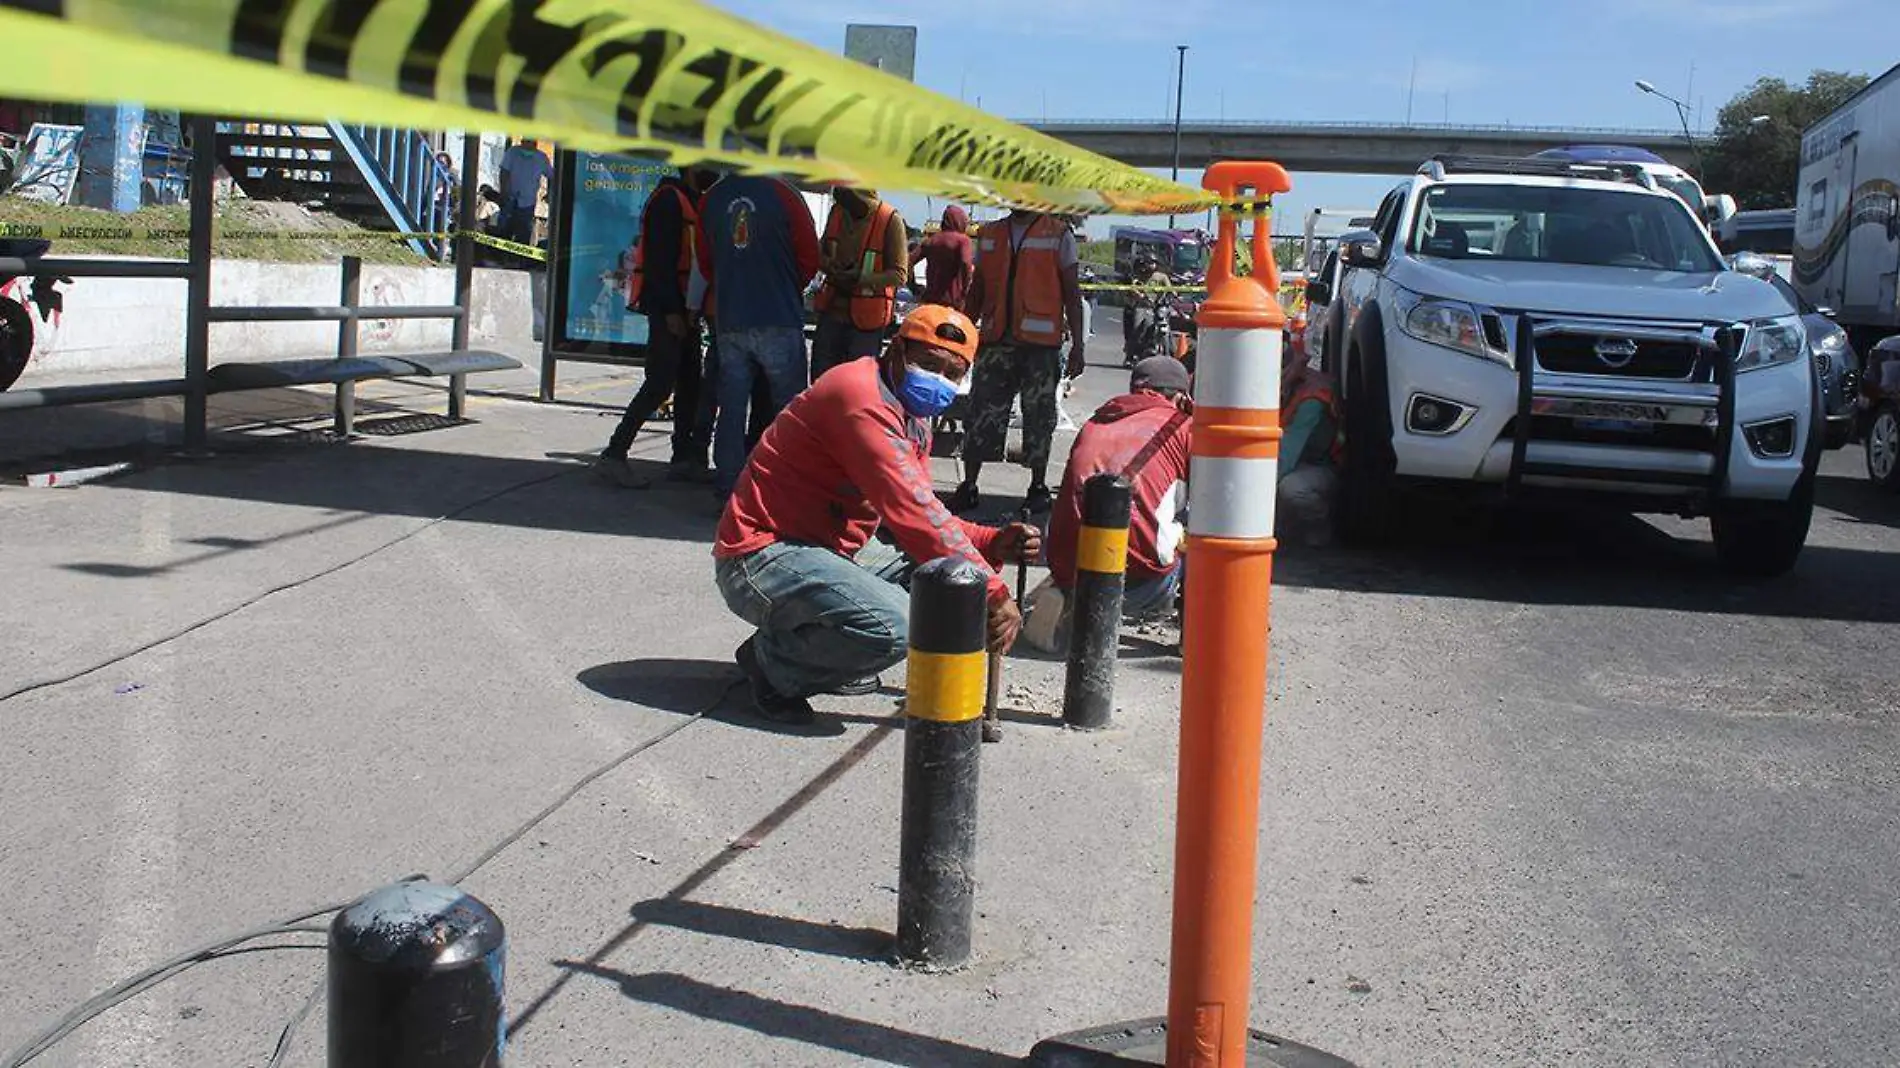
top-left (1711, 486), bottom-right (1814, 577)
top-left (1714, 386), bottom-right (1822, 577)
top-left (1868, 402), bottom-right (1900, 491)
top-left (1335, 316), bottom-right (1395, 546)
top-left (0, 297), bottom-right (31, 392)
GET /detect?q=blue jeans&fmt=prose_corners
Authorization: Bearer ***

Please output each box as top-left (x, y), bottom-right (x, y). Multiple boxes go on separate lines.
top-left (714, 539), bottom-right (912, 698)
top-left (715, 326), bottom-right (808, 494)
top-left (811, 315), bottom-right (884, 381)
top-left (1122, 559), bottom-right (1184, 620)
top-left (1048, 559), bottom-right (1183, 656)
top-left (699, 328), bottom-right (776, 464)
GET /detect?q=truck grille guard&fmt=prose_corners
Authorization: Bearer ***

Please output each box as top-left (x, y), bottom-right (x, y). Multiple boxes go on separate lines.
top-left (1505, 313), bottom-right (1740, 500)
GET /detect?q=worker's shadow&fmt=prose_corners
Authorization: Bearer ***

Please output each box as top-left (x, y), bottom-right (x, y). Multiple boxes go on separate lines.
top-left (578, 658), bottom-right (895, 738)
top-left (543, 450), bottom-right (674, 486)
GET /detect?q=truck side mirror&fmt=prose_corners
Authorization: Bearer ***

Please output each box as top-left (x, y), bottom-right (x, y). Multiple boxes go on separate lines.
top-left (1305, 279), bottom-right (1333, 306)
top-left (1731, 252), bottom-right (1777, 281)
top-left (1340, 230), bottom-right (1384, 268)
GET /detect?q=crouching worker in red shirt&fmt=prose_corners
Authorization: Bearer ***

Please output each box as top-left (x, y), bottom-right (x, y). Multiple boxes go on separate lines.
top-left (713, 305), bottom-right (1042, 724)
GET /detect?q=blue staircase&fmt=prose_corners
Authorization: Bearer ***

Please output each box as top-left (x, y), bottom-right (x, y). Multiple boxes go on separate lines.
top-left (215, 122), bottom-right (458, 259)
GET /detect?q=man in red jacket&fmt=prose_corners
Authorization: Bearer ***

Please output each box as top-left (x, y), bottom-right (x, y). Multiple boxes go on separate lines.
top-left (713, 305), bottom-right (1041, 724)
top-left (1040, 356), bottom-right (1193, 647)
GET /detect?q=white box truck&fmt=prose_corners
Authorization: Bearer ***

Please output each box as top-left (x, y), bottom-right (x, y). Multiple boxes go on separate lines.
top-left (1793, 62), bottom-right (1900, 350)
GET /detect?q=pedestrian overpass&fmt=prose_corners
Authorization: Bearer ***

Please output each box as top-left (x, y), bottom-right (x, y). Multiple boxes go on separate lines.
top-left (1024, 120), bottom-right (1697, 174)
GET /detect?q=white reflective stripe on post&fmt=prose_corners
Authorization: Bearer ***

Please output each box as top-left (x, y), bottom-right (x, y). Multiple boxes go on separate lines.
top-left (1194, 327), bottom-right (1282, 411)
top-left (1187, 455), bottom-right (1278, 539)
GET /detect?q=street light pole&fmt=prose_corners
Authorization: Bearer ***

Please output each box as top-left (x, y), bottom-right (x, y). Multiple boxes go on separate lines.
top-left (1169, 44), bottom-right (1187, 228)
top-left (1636, 78), bottom-right (1705, 180)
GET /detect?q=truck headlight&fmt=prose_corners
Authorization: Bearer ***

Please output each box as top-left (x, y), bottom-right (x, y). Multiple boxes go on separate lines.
top-left (1395, 289), bottom-right (1503, 364)
top-left (1735, 315), bottom-right (1806, 372)
top-left (1815, 327), bottom-right (1847, 355)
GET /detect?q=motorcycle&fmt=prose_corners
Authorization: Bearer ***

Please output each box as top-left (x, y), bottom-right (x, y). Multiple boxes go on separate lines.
top-left (0, 237), bottom-right (70, 392)
top-left (1149, 276), bottom-right (1202, 368)
top-left (1124, 275), bottom-right (1194, 368)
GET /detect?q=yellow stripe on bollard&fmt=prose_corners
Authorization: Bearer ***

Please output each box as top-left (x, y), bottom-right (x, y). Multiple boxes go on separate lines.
top-left (904, 650), bottom-right (988, 723)
top-left (1076, 525), bottom-right (1130, 575)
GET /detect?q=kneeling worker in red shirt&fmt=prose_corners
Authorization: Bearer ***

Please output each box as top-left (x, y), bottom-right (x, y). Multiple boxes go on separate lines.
top-left (713, 305), bottom-right (1041, 724)
top-left (1033, 357), bottom-right (1193, 652)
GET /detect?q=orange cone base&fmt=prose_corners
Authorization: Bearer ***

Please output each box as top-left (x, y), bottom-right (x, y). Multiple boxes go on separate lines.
top-left (1027, 1018), bottom-right (1356, 1067)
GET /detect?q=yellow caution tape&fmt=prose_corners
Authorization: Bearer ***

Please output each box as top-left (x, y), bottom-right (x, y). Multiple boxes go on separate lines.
top-left (1, 221), bottom-right (550, 261)
top-left (0, 0), bottom-right (1221, 216)
top-left (466, 231), bottom-right (548, 262)
top-left (1081, 281), bottom-right (1306, 300)
top-left (1081, 282), bottom-right (1208, 295)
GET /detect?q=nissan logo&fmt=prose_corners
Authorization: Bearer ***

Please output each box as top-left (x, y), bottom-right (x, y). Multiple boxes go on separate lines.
top-left (1593, 338), bottom-right (1641, 368)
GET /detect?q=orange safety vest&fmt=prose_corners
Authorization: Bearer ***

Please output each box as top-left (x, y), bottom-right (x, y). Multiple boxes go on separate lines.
top-left (814, 200), bottom-right (898, 331)
top-left (973, 214), bottom-right (1068, 347)
top-left (626, 183), bottom-right (697, 310)
top-left (1281, 373), bottom-right (1343, 465)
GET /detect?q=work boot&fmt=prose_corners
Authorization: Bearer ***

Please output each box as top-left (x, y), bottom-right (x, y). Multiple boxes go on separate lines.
top-left (736, 639), bottom-right (816, 726)
top-left (667, 460), bottom-right (717, 484)
top-left (593, 454), bottom-right (651, 489)
top-left (944, 482), bottom-right (981, 515)
top-left (1022, 483), bottom-right (1054, 515)
top-left (827, 675), bottom-right (882, 697)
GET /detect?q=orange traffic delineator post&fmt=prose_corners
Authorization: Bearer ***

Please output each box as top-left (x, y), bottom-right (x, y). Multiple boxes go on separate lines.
top-left (1167, 161), bottom-right (1297, 1068)
top-left (1027, 163), bottom-right (1355, 1068)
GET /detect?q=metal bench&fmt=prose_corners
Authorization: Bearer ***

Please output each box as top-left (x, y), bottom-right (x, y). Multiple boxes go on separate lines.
top-left (203, 349), bottom-right (520, 435)
top-left (0, 121), bottom-right (508, 447)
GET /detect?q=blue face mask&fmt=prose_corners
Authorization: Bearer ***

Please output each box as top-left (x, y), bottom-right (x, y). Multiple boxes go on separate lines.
top-left (898, 366), bottom-right (961, 417)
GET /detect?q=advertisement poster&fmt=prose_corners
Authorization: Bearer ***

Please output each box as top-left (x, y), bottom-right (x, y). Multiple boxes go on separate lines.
top-left (561, 151), bottom-right (668, 348)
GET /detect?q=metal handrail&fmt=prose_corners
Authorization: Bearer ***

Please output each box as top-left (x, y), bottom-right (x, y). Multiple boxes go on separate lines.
top-left (204, 304), bottom-right (466, 323)
top-left (328, 123), bottom-right (456, 261)
top-left (0, 257), bottom-right (194, 279)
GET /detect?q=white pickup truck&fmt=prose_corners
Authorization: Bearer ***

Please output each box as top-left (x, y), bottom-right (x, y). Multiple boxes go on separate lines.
top-left (1323, 154), bottom-right (1821, 576)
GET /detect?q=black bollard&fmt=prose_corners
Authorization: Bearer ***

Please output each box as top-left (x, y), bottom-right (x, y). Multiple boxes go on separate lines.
top-left (329, 881), bottom-right (506, 1068)
top-left (897, 556), bottom-right (990, 970)
top-left (1063, 474), bottom-right (1132, 730)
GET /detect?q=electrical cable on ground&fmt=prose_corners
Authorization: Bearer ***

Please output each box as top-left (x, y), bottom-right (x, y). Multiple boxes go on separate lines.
top-left (2, 456), bottom-right (738, 1066)
top-left (261, 677), bottom-right (740, 1068)
top-left (0, 913), bottom-right (371, 1068)
top-left (4, 677), bottom-right (741, 1068)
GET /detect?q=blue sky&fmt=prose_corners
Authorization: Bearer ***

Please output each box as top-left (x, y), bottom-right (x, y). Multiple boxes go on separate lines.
top-left (718, 0), bottom-right (1895, 238)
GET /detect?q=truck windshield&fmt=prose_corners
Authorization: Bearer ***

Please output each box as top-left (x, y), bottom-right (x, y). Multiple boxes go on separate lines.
top-left (1411, 183), bottom-right (1722, 273)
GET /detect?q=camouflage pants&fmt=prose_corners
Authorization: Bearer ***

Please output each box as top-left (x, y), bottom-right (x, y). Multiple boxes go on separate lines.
top-left (965, 342), bottom-right (1063, 470)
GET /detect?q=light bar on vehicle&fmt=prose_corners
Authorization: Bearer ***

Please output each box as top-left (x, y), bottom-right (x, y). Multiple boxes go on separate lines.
top-left (1417, 155), bottom-right (1659, 191)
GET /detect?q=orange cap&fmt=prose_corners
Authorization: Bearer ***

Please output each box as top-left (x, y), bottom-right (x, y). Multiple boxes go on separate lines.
top-left (897, 304), bottom-right (979, 364)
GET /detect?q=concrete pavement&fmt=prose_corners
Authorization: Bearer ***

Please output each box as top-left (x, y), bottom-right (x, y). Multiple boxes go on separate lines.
top-left (2, 328), bottom-right (1899, 1066)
